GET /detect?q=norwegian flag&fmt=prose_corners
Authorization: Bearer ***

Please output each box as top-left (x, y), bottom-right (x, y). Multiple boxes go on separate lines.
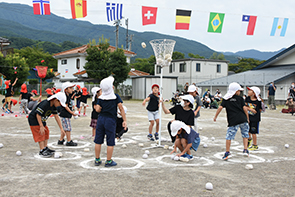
top-left (33, 0), bottom-right (51, 15)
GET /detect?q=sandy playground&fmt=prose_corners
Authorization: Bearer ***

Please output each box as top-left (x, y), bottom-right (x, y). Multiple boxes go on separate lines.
top-left (0, 97), bottom-right (295, 196)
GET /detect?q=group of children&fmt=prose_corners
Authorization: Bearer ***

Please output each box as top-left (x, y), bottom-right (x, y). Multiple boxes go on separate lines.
top-left (143, 82), bottom-right (263, 161)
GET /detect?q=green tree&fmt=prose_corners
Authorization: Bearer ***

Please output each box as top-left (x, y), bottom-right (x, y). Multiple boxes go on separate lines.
top-left (188, 53), bottom-right (205, 59)
top-left (217, 53), bottom-right (225, 60)
top-left (210, 52), bottom-right (218, 60)
top-left (172, 51), bottom-right (185, 60)
top-left (39, 41), bottom-right (63, 54)
top-left (228, 58), bottom-right (265, 73)
top-left (61, 41), bottom-right (82, 51)
top-left (132, 55), bottom-right (156, 75)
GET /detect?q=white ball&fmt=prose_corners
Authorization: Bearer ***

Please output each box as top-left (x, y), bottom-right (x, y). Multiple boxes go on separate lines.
top-left (179, 157), bottom-right (189, 162)
top-left (73, 140), bottom-right (78, 143)
top-left (285, 144), bottom-right (289, 148)
top-left (142, 154), bottom-right (148, 159)
top-left (120, 139), bottom-right (124, 142)
top-left (0, 143), bottom-right (3, 148)
top-left (164, 54), bottom-right (171, 60)
top-left (174, 156), bottom-right (180, 161)
top-left (141, 42), bottom-right (146, 48)
top-left (170, 154), bottom-right (176, 160)
top-left (164, 145), bottom-right (169, 150)
top-left (157, 58), bottom-right (163, 65)
top-left (205, 182), bottom-right (213, 190)
top-left (203, 144), bottom-right (208, 148)
top-left (211, 137), bottom-right (215, 141)
top-left (145, 150), bottom-right (150, 155)
top-left (74, 111), bottom-right (79, 115)
top-left (16, 151), bottom-right (22, 156)
top-left (138, 143), bottom-right (144, 147)
top-left (74, 115), bottom-right (78, 119)
top-left (199, 127), bottom-right (203, 131)
top-left (54, 152), bottom-right (62, 158)
top-left (245, 164), bottom-right (253, 170)
top-left (122, 144), bottom-right (127, 148)
top-left (84, 148), bottom-right (90, 152)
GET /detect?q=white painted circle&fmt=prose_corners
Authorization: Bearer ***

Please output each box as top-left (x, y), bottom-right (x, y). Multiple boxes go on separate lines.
top-left (34, 152), bottom-right (81, 161)
top-left (231, 145), bottom-right (274, 154)
top-left (156, 155), bottom-right (214, 167)
top-left (47, 141), bottom-right (91, 149)
top-left (213, 152), bottom-right (265, 163)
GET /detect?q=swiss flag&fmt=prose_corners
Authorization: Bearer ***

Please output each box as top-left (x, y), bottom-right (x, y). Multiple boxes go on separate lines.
top-left (142, 6), bottom-right (158, 26)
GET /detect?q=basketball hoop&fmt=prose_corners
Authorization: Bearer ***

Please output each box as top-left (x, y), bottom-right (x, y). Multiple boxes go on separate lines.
top-left (35, 66), bottom-right (48, 96)
top-left (149, 39), bottom-right (176, 146)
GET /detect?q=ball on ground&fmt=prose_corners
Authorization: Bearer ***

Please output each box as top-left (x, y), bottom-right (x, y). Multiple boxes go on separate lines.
top-left (138, 143), bottom-right (144, 147)
top-left (15, 115), bottom-right (18, 117)
top-left (73, 140), bottom-right (78, 143)
top-left (164, 145), bottom-right (169, 150)
top-left (205, 182), bottom-right (213, 190)
top-left (142, 153), bottom-right (148, 159)
top-left (0, 143), bottom-right (3, 148)
top-left (179, 157), bottom-right (189, 162)
top-left (245, 164), bottom-right (253, 170)
top-left (141, 42), bottom-right (146, 48)
top-left (199, 127), bottom-right (203, 131)
top-left (1, 114), bottom-right (4, 116)
top-left (122, 144), bottom-right (127, 148)
top-left (84, 148), bottom-right (90, 152)
top-left (16, 151), bottom-right (22, 156)
top-left (285, 144), bottom-right (289, 148)
top-left (145, 150), bottom-right (150, 155)
top-left (203, 144), bottom-right (208, 148)
top-left (211, 137), bottom-right (215, 141)
top-left (170, 154), bottom-right (176, 160)
top-left (174, 156), bottom-right (180, 161)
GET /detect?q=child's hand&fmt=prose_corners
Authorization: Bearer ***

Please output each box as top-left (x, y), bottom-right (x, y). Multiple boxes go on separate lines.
top-left (39, 126), bottom-right (45, 135)
top-left (213, 117), bottom-right (217, 122)
top-left (176, 152), bottom-right (184, 157)
top-left (60, 129), bottom-right (66, 135)
top-left (170, 148), bottom-right (176, 154)
top-left (142, 101), bottom-right (146, 106)
top-left (249, 108), bottom-right (257, 114)
top-left (122, 121), bottom-right (127, 130)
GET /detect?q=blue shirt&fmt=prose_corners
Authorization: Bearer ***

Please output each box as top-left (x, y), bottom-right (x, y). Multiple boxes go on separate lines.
top-left (268, 85), bottom-right (276, 96)
top-left (97, 94), bottom-right (123, 120)
top-left (177, 128), bottom-right (199, 144)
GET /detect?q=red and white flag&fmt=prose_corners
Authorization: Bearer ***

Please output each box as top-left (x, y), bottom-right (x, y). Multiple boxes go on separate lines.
top-left (241, 15), bottom-right (257, 35)
top-left (142, 6), bottom-right (157, 26)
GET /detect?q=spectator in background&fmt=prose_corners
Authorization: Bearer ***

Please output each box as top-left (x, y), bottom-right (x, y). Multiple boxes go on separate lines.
top-left (267, 82), bottom-right (277, 110)
top-left (282, 97), bottom-right (295, 115)
top-left (214, 90), bottom-right (222, 102)
top-left (184, 82), bottom-right (189, 93)
top-left (288, 82), bottom-right (295, 101)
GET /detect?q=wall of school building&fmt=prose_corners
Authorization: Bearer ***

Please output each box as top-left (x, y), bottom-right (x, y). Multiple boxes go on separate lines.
top-left (57, 56), bottom-right (87, 81)
top-left (132, 76), bottom-right (178, 100)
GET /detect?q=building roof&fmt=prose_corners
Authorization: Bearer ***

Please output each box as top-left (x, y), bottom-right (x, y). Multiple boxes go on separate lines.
top-left (129, 69), bottom-right (150, 76)
top-left (196, 65), bottom-right (295, 87)
top-left (0, 37), bottom-right (9, 43)
top-left (172, 58), bottom-right (229, 63)
top-left (53, 44), bottom-right (136, 58)
top-left (253, 43), bottom-right (295, 70)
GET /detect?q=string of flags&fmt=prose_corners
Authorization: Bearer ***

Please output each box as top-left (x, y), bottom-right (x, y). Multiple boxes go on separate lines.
top-left (31, 0), bottom-right (290, 37)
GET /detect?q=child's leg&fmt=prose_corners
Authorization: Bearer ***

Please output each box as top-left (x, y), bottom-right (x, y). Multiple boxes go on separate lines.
top-left (155, 119), bottom-right (159, 133)
top-left (180, 138), bottom-right (191, 155)
top-left (94, 116), bottom-right (106, 159)
top-left (95, 144), bottom-right (102, 158)
top-left (225, 125), bottom-right (239, 152)
top-left (84, 106), bottom-right (86, 114)
top-left (24, 100), bottom-right (29, 114)
top-left (149, 120), bottom-right (154, 134)
top-left (240, 122), bottom-right (250, 150)
top-left (105, 117), bottom-right (117, 161)
top-left (175, 138), bottom-right (183, 151)
top-left (8, 102), bottom-right (11, 111)
top-left (106, 146), bottom-right (114, 160)
top-left (252, 134), bottom-right (257, 145)
top-left (225, 140), bottom-right (231, 152)
top-left (248, 133), bottom-right (252, 140)
top-left (65, 131), bottom-right (71, 142)
top-left (19, 101), bottom-right (23, 114)
top-left (92, 127), bottom-right (96, 137)
top-left (38, 141), bottom-right (46, 150)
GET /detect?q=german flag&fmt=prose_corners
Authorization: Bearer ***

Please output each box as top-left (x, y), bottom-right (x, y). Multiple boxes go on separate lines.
top-left (175, 9), bottom-right (192, 30)
top-left (71, 0), bottom-right (87, 19)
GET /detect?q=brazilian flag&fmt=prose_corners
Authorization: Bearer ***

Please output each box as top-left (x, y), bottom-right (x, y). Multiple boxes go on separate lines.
top-left (208, 12), bottom-right (225, 33)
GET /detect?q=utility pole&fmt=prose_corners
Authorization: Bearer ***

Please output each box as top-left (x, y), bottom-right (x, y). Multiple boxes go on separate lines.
top-left (114, 20), bottom-right (121, 49)
top-left (125, 18), bottom-right (129, 50)
top-left (129, 34), bottom-right (134, 51)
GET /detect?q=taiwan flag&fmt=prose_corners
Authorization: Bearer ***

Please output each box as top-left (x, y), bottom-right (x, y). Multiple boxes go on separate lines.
top-left (241, 15), bottom-right (257, 35)
top-left (142, 6), bottom-right (158, 26)
top-left (33, 0), bottom-right (51, 15)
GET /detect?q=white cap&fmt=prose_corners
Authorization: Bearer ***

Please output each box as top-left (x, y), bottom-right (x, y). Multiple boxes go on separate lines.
top-left (47, 92), bottom-right (67, 107)
top-left (223, 82), bottom-right (244, 100)
top-left (91, 87), bottom-right (101, 101)
top-left (100, 76), bottom-right (116, 100)
top-left (62, 82), bottom-right (75, 92)
top-left (247, 86), bottom-right (261, 101)
top-left (180, 94), bottom-right (195, 105)
top-left (187, 85), bottom-right (197, 93)
top-left (170, 120), bottom-right (191, 137)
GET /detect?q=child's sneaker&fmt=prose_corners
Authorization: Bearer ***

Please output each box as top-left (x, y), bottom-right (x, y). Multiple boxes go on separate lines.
top-left (66, 140), bottom-right (78, 146)
top-left (1, 107), bottom-right (5, 111)
top-left (187, 155), bottom-right (194, 160)
top-left (181, 153), bottom-right (189, 158)
top-left (154, 132), bottom-right (159, 140)
top-left (243, 149), bottom-right (250, 157)
top-left (44, 146), bottom-right (55, 153)
top-left (57, 139), bottom-right (65, 145)
top-left (248, 138), bottom-right (252, 148)
top-left (94, 158), bottom-right (102, 166)
top-left (105, 160), bottom-right (117, 167)
top-left (147, 134), bottom-right (154, 141)
top-left (8, 109), bottom-right (13, 113)
top-left (39, 149), bottom-right (53, 158)
top-left (5, 111), bottom-right (9, 114)
top-left (222, 152), bottom-right (231, 161)
top-left (248, 145), bottom-right (258, 151)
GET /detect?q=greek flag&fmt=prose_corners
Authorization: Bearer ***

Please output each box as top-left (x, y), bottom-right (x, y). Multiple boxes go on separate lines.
top-left (106, 2), bottom-right (123, 22)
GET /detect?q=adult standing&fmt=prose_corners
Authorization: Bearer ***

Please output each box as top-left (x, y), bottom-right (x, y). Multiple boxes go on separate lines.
top-left (184, 82), bottom-right (189, 93)
top-left (267, 82), bottom-right (276, 110)
top-left (288, 82), bottom-right (295, 100)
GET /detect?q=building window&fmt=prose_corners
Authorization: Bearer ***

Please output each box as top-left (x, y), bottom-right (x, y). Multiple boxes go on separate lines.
top-left (217, 64), bottom-right (221, 73)
top-left (173, 63), bottom-right (175, 72)
top-left (76, 59), bottom-right (80, 69)
top-left (179, 63), bottom-right (186, 72)
top-left (169, 64), bottom-right (173, 73)
top-left (156, 65), bottom-right (161, 74)
top-left (61, 59), bottom-right (67, 65)
top-left (196, 63), bottom-right (201, 72)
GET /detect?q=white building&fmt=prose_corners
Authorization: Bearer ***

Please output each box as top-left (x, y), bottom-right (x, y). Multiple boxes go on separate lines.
top-left (52, 45), bottom-right (136, 87)
top-left (155, 58), bottom-right (229, 86)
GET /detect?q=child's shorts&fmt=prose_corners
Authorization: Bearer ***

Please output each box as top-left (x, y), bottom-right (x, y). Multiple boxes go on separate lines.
top-left (94, 116), bottom-right (116, 146)
top-left (249, 121), bottom-right (259, 134)
top-left (148, 110), bottom-right (159, 121)
top-left (61, 117), bottom-right (72, 132)
top-left (30, 125), bottom-right (50, 142)
top-left (90, 118), bottom-right (97, 128)
top-left (81, 102), bottom-right (87, 107)
top-left (5, 96), bottom-right (11, 103)
top-left (226, 122), bottom-right (249, 140)
top-left (76, 100), bottom-right (81, 108)
top-left (190, 137), bottom-right (200, 151)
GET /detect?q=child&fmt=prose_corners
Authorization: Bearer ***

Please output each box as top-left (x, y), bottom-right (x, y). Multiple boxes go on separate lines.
top-left (245, 87), bottom-right (262, 151)
top-left (45, 88), bottom-right (53, 98)
top-left (214, 82), bottom-right (250, 161)
top-left (162, 94), bottom-right (195, 143)
top-left (28, 90), bottom-right (42, 111)
top-left (75, 85), bottom-right (82, 114)
top-left (116, 105), bottom-right (128, 141)
top-left (2, 78), bottom-right (18, 113)
top-left (282, 97), bottom-right (295, 114)
top-left (80, 87), bottom-right (89, 116)
top-left (90, 87), bottom-right (101, 137)
top-left (19, 83), bottom-right (29, 115)
top-left (58, 82), bottom-right (79, 146)
top-left (142, 84), bottom-right (160, 141)
top-left (94, 76), bottom-right (127, 167)
top-left (170, 120), bottom-right (200, 160)
top-left (187, 85), bottom-right (202, 132)
top-left (28, 92), bottom-right (67, 157)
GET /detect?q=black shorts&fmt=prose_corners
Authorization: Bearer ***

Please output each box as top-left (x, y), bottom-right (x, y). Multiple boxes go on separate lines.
top-left (249, 122), bottom-right (259, 134)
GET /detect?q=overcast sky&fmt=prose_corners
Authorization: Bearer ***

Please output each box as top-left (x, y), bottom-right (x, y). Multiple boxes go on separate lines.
top-left (2, 0), bottom-right (295, 52)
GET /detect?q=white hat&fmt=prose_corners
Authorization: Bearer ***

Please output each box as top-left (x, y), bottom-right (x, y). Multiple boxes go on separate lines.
top-left (117, 105), bottom-right (127, 118)
top-left (91, 87), bottom-right (101, 101)
top-left (187, 85), bottom-right (197, 93)
top-left (223, 82), bottom-right (244, 100)
top-left (247, 86), bottom-right (261, 101)
top-left (170, 120), bottom-right (191, 137)
top-left (180, 94), bottom-right (195, 105)
top-left (99, 76), bottom-right (116, 100)
top-left (62, 82), bottom-right (75, 92)
top-left (47, 92), bottom-right (67, 107)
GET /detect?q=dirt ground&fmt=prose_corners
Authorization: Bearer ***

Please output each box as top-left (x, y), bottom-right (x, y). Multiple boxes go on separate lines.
top-left (0, 95), bottom-right (295, 197)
